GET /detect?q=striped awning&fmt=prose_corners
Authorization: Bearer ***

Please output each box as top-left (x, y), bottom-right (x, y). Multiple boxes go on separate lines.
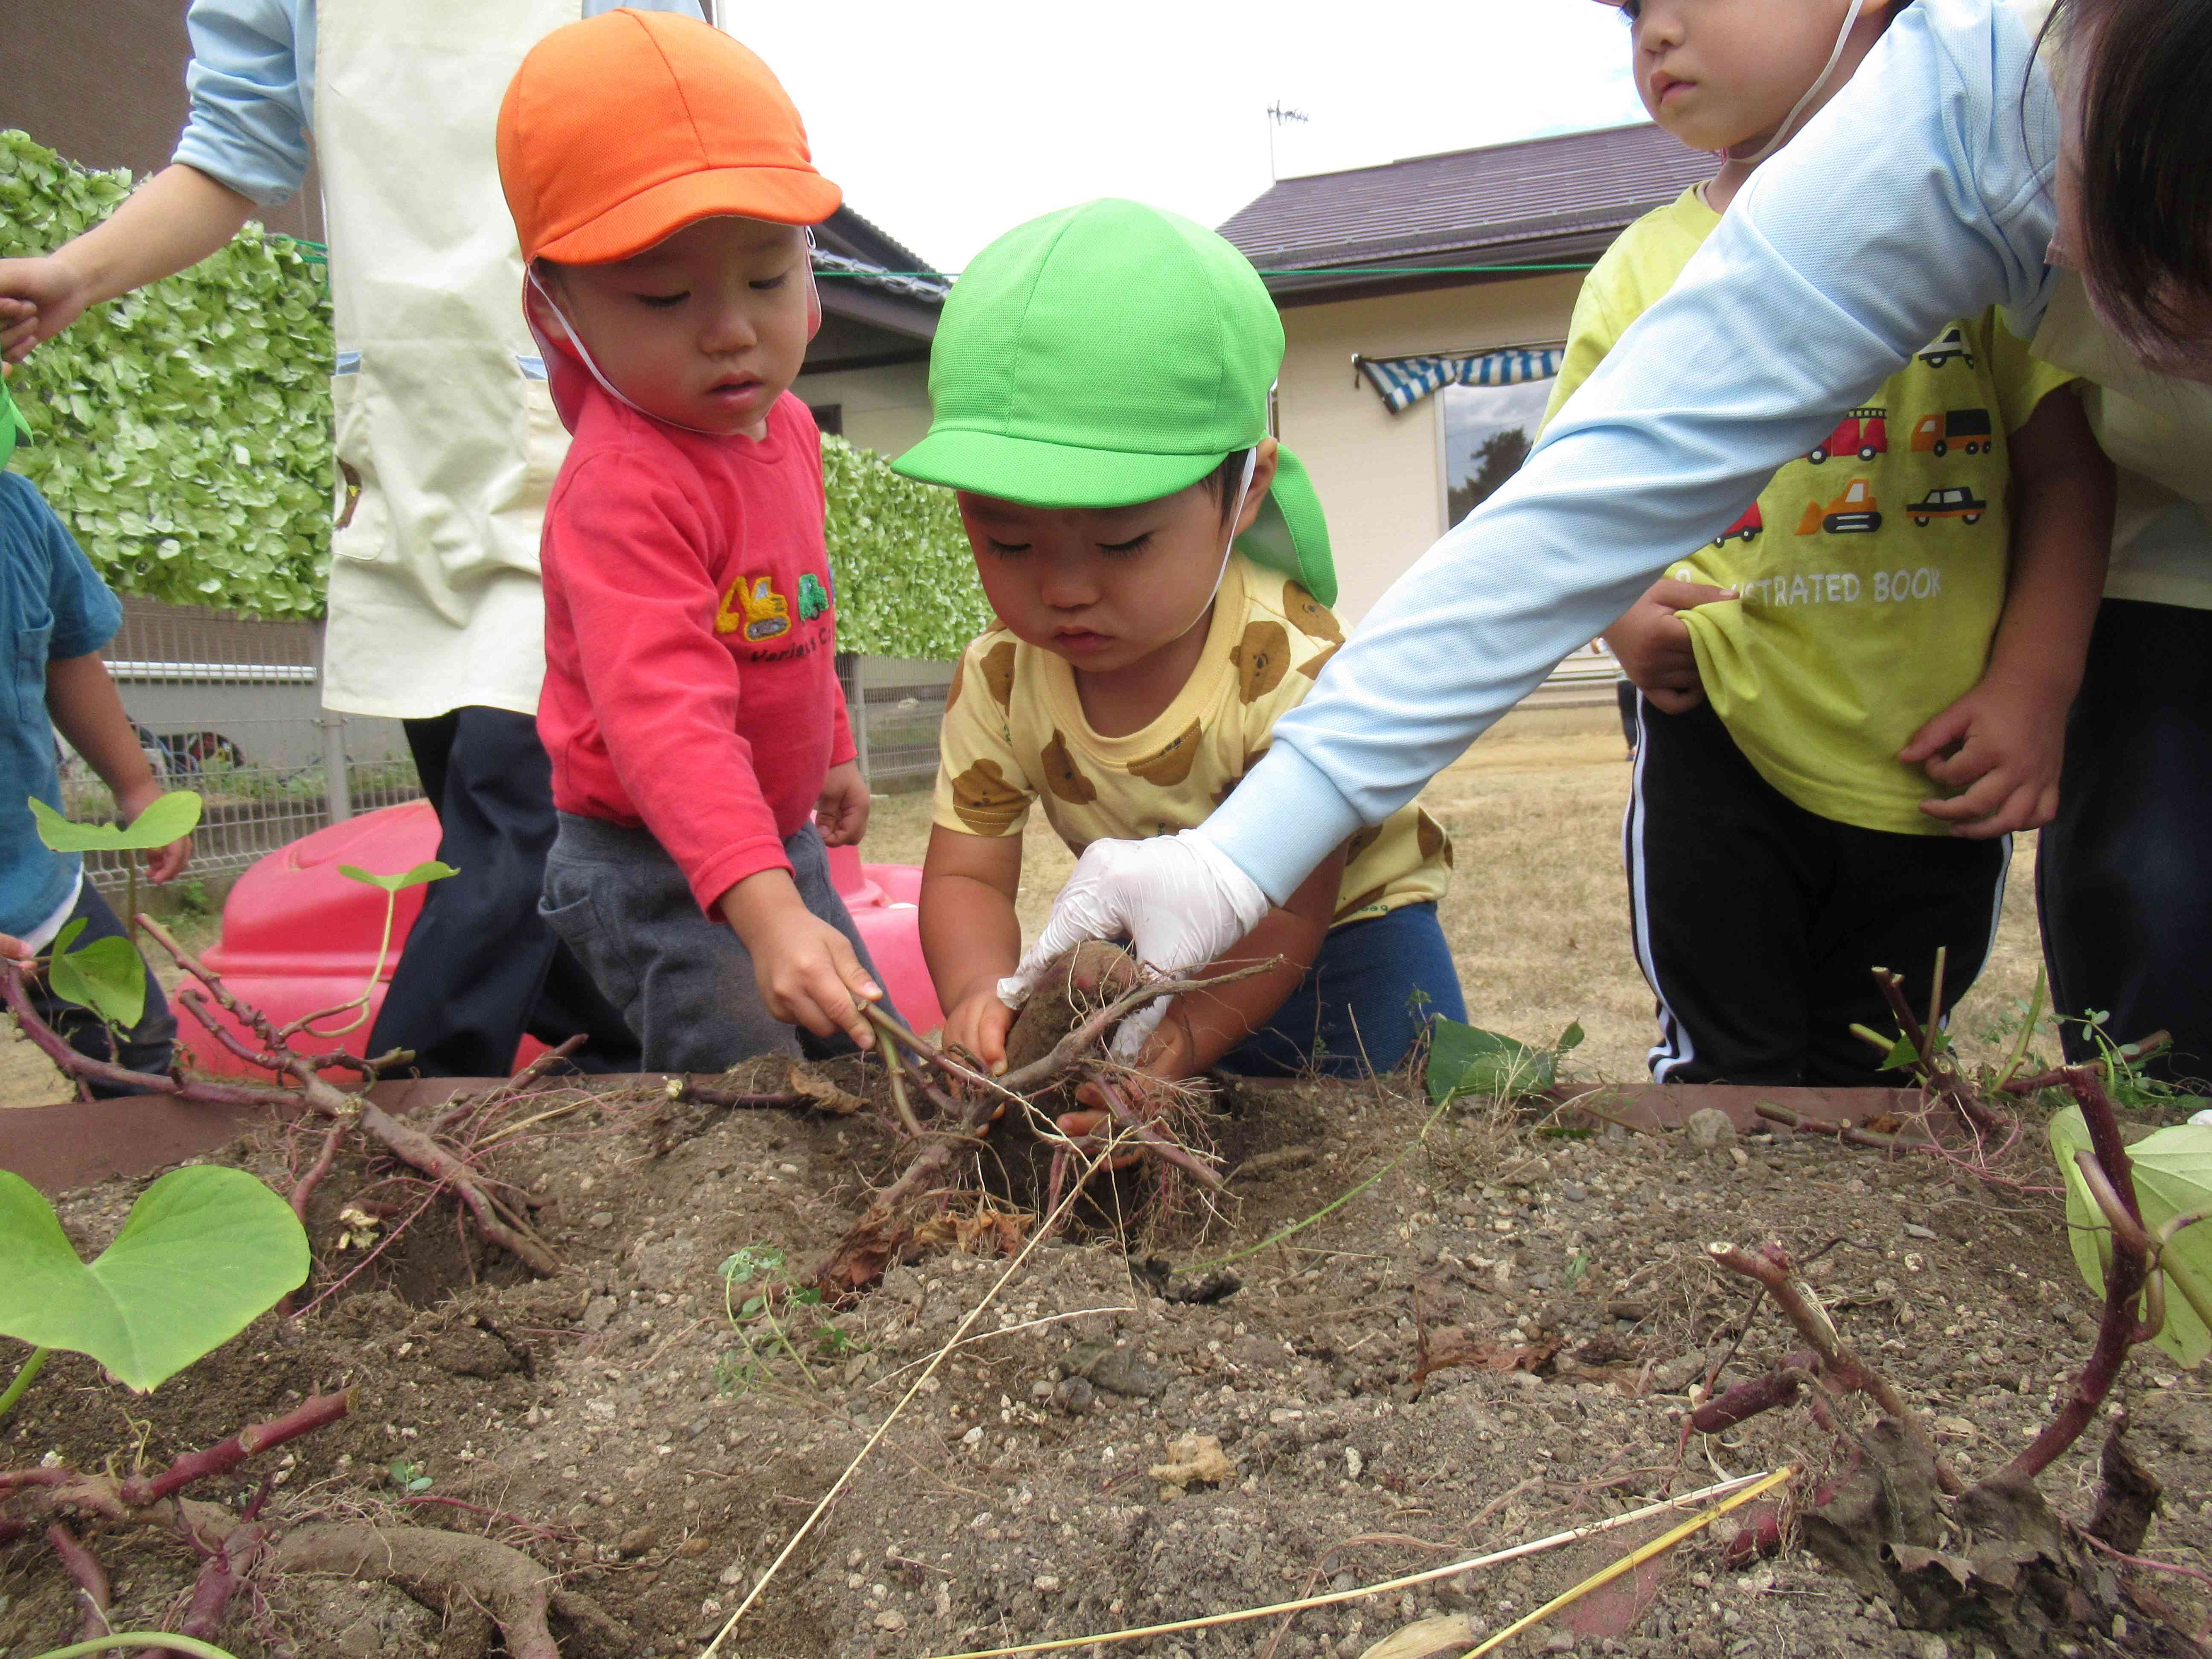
top-left (1357, 346), bottom-right (1562, 414)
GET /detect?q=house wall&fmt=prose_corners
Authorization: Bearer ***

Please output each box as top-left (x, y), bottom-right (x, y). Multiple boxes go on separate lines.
top-left (796, 360), bottom-right (933, 460)
top-left (1273, 273), bottom-right (1585, 625)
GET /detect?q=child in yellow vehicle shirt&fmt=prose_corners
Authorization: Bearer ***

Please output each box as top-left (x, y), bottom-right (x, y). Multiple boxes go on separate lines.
top-left (898, 201), bottom-right (1461, 1090)
top-left (1558, 0), bottom-right (2113, 1085)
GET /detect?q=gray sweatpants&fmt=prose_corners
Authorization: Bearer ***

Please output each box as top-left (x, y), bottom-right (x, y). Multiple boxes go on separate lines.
top-left (540, 814), bottom-right (890, 1073)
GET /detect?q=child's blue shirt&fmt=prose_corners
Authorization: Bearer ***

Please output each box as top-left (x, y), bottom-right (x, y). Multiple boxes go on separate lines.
top-left (0, 475), bottom-right (123, 939)
top-left (1204, 0), bottom-right (2066, 902)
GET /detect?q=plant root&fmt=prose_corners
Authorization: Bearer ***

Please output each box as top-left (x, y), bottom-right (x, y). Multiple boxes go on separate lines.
top-left (1685, 1059), bottom-right (2206, 1653)
top-left (812, 949), bottom-right (1261, 1298)
top-left (268, 1524), bottom-right (630, 1659)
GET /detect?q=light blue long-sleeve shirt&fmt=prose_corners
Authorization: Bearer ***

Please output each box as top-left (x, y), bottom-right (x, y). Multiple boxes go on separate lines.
top-left (1205, 0), bottom-right (2065, 904)
top-left (172, 0), bottom-right (706, 207)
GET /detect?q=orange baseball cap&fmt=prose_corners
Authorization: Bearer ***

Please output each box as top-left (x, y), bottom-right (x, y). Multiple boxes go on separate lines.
top-left (497, 9), bottom-right (842, 266)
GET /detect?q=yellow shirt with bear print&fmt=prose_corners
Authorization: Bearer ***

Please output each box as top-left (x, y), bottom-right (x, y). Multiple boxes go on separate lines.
top-left (932, 554), bottom-right (1452, 925)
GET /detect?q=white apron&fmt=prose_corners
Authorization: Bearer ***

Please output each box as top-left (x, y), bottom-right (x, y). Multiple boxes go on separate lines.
top-left (314, 0), bottom-right (580, 719)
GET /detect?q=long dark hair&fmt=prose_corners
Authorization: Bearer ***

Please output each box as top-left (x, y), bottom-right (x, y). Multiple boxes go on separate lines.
top-left (2049, 0), bottom-right (2212, 355)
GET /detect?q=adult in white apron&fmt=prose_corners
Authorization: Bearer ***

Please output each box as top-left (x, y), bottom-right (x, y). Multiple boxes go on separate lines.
top-left (1003, 0), bottom-right (2212, 1083)
top-left (0, 0), bottom-right (705, 1077)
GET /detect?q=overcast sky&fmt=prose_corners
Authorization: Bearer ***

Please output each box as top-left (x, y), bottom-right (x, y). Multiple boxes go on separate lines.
top-left (729, 2), bottom-right (1650, 272)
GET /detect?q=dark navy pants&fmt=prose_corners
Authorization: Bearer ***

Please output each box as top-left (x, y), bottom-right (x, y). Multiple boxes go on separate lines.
top-left (1218, 900), bottom-right (1466, 1079)
top-left (370, 707), bottom-right (639, 1077)
top-left (2038, 600), bottom-right (2212, 1083)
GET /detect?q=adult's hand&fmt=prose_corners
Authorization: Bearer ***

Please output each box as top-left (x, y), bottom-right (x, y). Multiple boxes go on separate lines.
top-left (997, 832), bottom-right (1272, 1058)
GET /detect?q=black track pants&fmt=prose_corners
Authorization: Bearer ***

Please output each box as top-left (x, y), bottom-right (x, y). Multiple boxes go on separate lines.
top-left (1624, 696), bottom-right (2010, 1086)
top-left (368, 707), bottom-right (640, 1077)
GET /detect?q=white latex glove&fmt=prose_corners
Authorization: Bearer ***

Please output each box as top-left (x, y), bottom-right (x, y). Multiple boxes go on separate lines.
top-left (998, 832), bottom-right (1274, 1059)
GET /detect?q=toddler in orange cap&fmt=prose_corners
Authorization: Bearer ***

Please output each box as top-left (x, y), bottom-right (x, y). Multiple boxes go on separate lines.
top-left (496, 8), bottom-right (888, 1069)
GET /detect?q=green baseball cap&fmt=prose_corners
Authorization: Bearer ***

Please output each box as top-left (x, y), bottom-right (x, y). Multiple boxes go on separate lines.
top-left (894, 199), bottom-right (1336, 605)
top-left (0, 375), bottom-right (32, 472)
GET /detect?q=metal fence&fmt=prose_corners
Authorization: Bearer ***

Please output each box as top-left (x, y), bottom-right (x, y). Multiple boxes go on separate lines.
top-left (63, 608), bottom-right (1594, 892)
top-left (63, 599), bottom-right (419, 894)
top-left (58, 609), bottom-right (958, 896)
top-left (839, 653), bottom-right (955, 792)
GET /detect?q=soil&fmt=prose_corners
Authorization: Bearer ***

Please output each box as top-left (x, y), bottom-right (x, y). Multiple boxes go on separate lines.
top-left (6, 1066), bottom-right (2210, 1659)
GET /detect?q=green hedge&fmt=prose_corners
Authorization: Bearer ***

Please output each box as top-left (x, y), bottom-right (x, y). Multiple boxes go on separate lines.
top-left (1, 131), bottom-right (334, 617)
top-left (3, 131), bottom-right (985, 654)
top-left (822, 432), bottom-right (988, 661)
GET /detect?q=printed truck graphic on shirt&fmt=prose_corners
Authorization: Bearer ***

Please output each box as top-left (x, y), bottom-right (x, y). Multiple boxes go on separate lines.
top-left (1911, 408), bottom-right (1994, 458)
top-left (1908, 486), bottom-right (1988, 526)
top-left (1917, 325), bottom-right (1974, 370)
top-left (1796, 478), bottom-right (1882, 536)
top-left (1806, 407), bottom-right (1887, 464)
top-left (714, 574), bottom-right (791, 641)
top-left (1712, 503), bottom-right (1764, 546)
top-left (797, 572), bottom-right (830, 621)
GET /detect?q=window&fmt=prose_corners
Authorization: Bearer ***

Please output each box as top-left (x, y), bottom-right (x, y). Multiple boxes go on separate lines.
top-left (1440, 377), bottom-right (1554, 528)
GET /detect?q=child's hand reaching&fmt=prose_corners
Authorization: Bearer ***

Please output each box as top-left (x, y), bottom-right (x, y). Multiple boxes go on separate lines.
top-left (1054, 1017), bottom-right (1192, 1170)
top-left (1899, 670), bottom-right (2069, 838)
top-left (814, 760), bottom-right (870, 847)
top-left (1603, 577), bottom-right (1735, 714)
top-left (941, 986), bottom-right (1016, 1074)
top-left (719, 869), bottom-right (881, 1047)
top-left (118, 780), bottom-right (192, 884)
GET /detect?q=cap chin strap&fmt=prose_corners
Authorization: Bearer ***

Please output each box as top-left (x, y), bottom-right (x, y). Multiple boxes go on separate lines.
top-left (1721, 0), bottom-right (1866, 167)
top-left (1170, 447), bottom-right (1260, 642)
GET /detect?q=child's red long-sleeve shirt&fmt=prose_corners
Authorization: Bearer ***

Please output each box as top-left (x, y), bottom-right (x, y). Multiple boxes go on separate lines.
top-left (538, 370), bottom-right (853, 914)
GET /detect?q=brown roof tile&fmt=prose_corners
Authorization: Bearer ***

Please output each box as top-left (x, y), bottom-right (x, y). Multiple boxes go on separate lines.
top-left (1219, 122), bottom-right (1711, 291)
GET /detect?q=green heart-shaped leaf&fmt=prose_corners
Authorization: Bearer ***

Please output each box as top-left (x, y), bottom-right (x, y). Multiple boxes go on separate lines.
top-left (29, 789), bottom-right (203, 853)
top-left (2050, 1107), bottom-right (2212, 1369)
top-left (48, 928), bottom-right (147, 1031)
top-left (337, 860), bottom-right (458, 894)
top-left (1426, 1019), bottom-right (1557, 1104)
top-left (0, 1165), bottom-right (309, 1391)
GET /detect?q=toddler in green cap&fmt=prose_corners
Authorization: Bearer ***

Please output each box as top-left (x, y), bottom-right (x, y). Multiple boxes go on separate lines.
top-left (898, 200), bottom-right (1464, 1095)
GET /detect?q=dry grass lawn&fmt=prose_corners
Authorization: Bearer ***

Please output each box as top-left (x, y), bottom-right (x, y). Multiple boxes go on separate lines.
top-left (0, 712), bottom-right (2047, 1106)
top-left (869, 705), bottom-right (2048, 1083)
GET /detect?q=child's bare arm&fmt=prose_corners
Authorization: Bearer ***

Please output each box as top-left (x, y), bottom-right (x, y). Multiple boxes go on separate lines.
top-left (46, 652), bottom-right (191, 882)
top-left (1900, 386), bottom-right (2113, 837)
top-left (1602, 577), bottom-right (1738, 714)
top-left (920, 825), bottom-right (1024, 1068)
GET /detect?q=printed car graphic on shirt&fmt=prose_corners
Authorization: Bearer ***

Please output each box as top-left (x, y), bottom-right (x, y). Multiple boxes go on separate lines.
top-left (1910, 408), bottom-right (1994, 458)
top-left (1711, 503), bottom-right (1764, 546)
top-left (1907, 485), bottom-right (1988, 526)
top-left (1796, 479), bottom-right (1882, 536)
top-left (1806, 407), bottom-right (1887, 464)
top-left (1917, 325), bottom-right (1975, 370)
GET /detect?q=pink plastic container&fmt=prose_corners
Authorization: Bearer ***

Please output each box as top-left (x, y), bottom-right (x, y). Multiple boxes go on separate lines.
top-left (185, 800), bottom-right (942, 1077)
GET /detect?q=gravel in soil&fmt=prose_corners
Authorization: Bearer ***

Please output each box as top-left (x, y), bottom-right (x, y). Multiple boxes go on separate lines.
top-left (5, 1070), bottom-right (2210, 1659)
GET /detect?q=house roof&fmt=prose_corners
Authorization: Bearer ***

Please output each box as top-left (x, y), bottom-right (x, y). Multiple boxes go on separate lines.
top-left (805, 205), bottom-right (946, 363)
top-left (1219, 122), bottom-right (1711, 299)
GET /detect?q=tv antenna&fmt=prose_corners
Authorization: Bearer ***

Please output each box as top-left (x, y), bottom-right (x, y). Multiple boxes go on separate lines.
top-left (1267, 102), bottom-right (1310, 182)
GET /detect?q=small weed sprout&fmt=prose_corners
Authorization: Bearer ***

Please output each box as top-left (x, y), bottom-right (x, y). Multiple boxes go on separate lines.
top-left (716, 1244), bottom-right (834, 1394)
